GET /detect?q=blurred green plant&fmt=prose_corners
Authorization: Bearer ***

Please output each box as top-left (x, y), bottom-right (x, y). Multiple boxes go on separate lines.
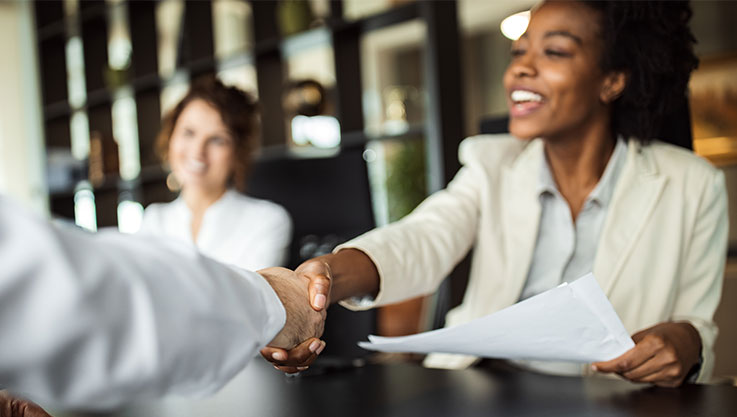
top-left (385, 138), bottom-right (427, 222)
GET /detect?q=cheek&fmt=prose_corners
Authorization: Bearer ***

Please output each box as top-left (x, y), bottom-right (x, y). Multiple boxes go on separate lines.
top-left (502, 67), bottom-right (514, 90)
top-left (168, 139), bottom-right (186, 164)
top-left (211, 147), bottom-right (236, 169)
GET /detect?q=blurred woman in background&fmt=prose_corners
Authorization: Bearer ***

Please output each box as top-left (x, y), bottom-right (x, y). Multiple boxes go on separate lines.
top-left (139, 78), bottom-right (291, 270)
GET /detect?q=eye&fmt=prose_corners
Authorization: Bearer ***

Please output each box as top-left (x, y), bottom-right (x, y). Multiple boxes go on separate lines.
top-left (510, 48), bottom-right (526, 58)
top-left (544, 49), bottom-right (571, 58)
top-left (210, 136), bottom-right (231, 146)
top-left (182, 128), bottom-right (195, 137)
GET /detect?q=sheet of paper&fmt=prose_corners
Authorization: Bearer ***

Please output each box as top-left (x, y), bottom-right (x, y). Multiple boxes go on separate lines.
top-left (358, 273), bottom-right (634, 363)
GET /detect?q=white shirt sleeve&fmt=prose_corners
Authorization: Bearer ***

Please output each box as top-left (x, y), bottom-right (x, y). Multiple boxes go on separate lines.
top-left (0, 197), bottom-right (286, 409)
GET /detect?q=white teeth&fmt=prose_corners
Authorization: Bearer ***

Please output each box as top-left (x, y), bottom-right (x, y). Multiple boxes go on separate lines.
top-left (185, 160), bottom-right (206, 173)
top-left (511, 90), bottom-right (543, 103)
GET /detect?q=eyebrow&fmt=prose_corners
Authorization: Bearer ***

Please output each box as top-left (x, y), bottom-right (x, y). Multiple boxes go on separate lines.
top-left (543, 30), bottom-right (582, 45)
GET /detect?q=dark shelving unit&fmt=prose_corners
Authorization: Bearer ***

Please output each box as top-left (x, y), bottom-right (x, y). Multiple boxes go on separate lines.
top-left (33, 0), bottom-right (466, 331)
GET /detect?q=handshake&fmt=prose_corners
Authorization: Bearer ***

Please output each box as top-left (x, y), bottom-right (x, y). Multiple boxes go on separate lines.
top-left (257, 260), bottom-right (333, 373)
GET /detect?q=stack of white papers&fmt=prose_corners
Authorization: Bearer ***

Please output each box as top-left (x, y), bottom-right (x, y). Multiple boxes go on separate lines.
top-left (358, 273), bottom-right (634, 363)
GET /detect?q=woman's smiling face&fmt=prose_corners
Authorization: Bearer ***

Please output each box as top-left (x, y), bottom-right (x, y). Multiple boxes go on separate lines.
top-left (168, 99), bottom-right (236, 194)
top-left (503, 1), bottom-right (619, 142)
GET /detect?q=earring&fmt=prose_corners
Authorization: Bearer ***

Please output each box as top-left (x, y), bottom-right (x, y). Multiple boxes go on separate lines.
top-left (166, 172), bottom-right (181, 192)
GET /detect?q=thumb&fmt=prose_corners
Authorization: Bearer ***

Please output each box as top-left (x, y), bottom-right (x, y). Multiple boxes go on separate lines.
top-left (308, 275), bottom-right (330, 311)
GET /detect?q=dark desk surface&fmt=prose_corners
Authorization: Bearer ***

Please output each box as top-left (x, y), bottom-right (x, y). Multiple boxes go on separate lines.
top-left (56, 359), bottom-right (737, 417)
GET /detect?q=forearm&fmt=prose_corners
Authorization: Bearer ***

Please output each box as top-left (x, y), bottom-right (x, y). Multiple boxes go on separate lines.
top-left (0, 198), bottom-right (286, 408)
top-left (319, 249), bottom-right (380, 303)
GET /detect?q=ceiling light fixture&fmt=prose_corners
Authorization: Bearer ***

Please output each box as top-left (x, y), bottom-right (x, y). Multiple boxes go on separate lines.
top-left (500, 10), bottom-right (530, 41)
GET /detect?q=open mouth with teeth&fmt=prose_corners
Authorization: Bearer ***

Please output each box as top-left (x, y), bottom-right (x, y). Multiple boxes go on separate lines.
top-left (509, 90), bottom-right (544, 117)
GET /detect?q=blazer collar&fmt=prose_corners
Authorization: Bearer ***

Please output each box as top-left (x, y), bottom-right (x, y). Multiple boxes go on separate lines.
top-left (499, 139), bottom-right (666, 300)
top-left (593, 140), bottom-right (666, 295)
top-left (500, 139), bottom-right (545, 303)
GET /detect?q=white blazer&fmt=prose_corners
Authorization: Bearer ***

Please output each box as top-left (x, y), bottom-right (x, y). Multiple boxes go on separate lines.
top-left (139, 190), bottom-right (292, 271)
top-left (340, 135), bottom-right (728, 383)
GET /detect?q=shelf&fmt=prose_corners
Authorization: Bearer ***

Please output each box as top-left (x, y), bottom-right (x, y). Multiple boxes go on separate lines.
top-left (130, 73), bottom-right (163, 94)
top-left (85, 88), bottom-right (113, 109)
top-left (254, 26), bottom-right (332, 58)
top-left (77, 2), bottom-right (108, 23)
top-left (137, 165), bottom-right (169, 185)
top-left (43, 101), bottom-right (73, 122)
top-left (342, 124), bottom-right (426, 146)
top-left (255, 144), bottom-right (340, 163)
top-left (337, 2), bottom-right (420, 35)
top-left (281, 26), bottom-right (332, 59)
top-left (254, 2), bottom-right (420, 58)
top-left (37, 20), bottom-right (67, 42)
top-left (217, 51), bottom-right (256, 71)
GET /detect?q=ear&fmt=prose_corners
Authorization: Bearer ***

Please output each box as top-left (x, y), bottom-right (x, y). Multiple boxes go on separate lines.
top-left (600, 71), bottom-right (627, 104)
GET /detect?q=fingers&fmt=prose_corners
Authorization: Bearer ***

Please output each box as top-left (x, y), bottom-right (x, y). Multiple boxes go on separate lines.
top-left (592, 323), bottom-right (697, 387)
top-left (592, 341), bottom-right (656, 374)
top-left (0, 391), bottom-right (52, 417)
top-left (261, 337), bottom-right (326, 370)
top-left (635, 369), bottom-right (683, 388)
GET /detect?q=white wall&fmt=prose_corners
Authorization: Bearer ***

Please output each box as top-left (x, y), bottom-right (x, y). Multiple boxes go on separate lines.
top-left (0, 0), bottom-right (47, 215)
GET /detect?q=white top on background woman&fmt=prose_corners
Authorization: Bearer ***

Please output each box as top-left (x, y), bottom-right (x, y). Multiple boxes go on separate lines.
top-left (138, 78), bottom-right (291, 270)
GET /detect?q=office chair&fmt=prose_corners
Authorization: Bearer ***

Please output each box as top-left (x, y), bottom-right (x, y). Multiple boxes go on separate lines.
top-left (247, 145), bottom-right (377, 359)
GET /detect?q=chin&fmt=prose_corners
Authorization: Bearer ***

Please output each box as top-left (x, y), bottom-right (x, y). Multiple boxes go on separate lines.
top-left (508, 121), bottom-right (540, 141)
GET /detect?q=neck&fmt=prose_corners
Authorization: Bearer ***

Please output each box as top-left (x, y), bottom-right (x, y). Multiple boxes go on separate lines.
top-left (542, 122), bottom-right (616, 220)
top-left (543, 122), bottom-right (616, 188)
top-left (181, 186), bottom-right (228, 217)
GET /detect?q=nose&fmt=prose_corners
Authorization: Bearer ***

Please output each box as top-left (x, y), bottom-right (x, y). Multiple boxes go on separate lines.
top-left (508, 52), bottom-right (536, 79)
top-left (191, 138), bottom-right (207, 159)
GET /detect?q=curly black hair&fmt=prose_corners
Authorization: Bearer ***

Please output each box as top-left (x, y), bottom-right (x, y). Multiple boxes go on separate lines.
top-left (580, 0), bottom-right (699, 143)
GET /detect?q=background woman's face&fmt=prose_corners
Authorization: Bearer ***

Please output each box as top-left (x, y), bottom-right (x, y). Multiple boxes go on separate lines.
top-left (503, 1), bottom-right (610, 141)
top-left (168, 99), bottom-right (236, 194)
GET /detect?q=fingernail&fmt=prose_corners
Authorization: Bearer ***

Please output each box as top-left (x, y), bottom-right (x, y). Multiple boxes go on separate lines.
top-left (314, 294), bottom-right (326, 309)
top-left (272, 352), bottom-right (287, 361)
top-left (316, 341), bottom-right (326, 355)
top-left (591, 365), bottom-right (598, 372)
top-left (309, 340), bottom-right (321, 353)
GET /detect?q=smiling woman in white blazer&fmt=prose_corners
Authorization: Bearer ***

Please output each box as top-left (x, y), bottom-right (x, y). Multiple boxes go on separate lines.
top-left (261, 0), bottom-right (729, 387)
top-left (138, 78), bottom-right (292, 271)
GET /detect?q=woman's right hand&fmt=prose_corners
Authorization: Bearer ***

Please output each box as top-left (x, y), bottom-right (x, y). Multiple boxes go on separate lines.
top-left (295, 258), bottom-right (333, 311)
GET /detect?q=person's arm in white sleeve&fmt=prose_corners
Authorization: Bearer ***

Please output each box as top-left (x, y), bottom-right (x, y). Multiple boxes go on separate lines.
top-left (0, 197), bottom-right (319, 409)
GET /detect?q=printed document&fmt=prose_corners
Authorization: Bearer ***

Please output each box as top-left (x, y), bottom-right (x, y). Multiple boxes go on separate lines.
top-left (358, 273), bottom-right (634, 363)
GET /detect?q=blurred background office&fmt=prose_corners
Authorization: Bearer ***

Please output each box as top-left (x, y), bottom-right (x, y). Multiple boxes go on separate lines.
top-left (1, 0), bottom-right (736, 379)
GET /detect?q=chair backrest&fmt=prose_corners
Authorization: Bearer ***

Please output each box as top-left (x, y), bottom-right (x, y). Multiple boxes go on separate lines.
top-left (247, 145), bottom-right (376, 359)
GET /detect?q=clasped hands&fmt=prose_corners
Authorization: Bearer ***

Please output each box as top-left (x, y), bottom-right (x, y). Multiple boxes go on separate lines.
top-left (258, 266), bottom-right (329, 373)
top-left (258, 260), bottom-right (332, 373)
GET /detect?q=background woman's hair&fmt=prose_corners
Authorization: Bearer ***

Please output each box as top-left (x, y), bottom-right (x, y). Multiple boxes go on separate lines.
top-left (581, 0), bottom-right (699, 143)
top-left (156, 77), bottom-right (258, 191)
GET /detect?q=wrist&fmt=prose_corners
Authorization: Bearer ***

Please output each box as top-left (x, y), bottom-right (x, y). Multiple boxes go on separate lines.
top-left (329, 249), bottom-right (380, 302)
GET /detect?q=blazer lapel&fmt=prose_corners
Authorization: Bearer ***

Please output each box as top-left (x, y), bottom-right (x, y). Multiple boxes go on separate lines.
top-left (594, 142), bottom-right (667, 295)
top-left (500, 140), bottom-right (544, 303)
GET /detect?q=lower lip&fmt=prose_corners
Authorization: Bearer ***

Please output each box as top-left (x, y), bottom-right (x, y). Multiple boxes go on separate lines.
top-left (182, 167), bottom-right (206, 176)
top-left (509, 101), bottom-right (544, 117)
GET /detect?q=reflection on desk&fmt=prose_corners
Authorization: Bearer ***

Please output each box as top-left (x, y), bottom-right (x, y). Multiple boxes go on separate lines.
top-left (54, 359), bottom-right (737, 417)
